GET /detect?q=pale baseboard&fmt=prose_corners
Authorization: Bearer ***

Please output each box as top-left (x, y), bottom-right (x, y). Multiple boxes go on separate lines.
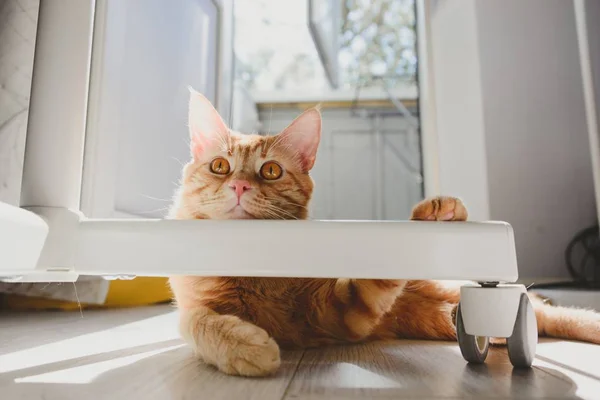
top-left (515, 277), bottom-right (600, 311)
top-left (530, 287), bottom-right (600, 311)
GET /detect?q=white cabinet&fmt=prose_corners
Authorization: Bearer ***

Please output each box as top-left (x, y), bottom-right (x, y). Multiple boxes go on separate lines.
top-left (81, 0), bottom-right (233, 218)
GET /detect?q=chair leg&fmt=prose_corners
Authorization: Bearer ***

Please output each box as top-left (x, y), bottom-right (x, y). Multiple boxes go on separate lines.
top-left (7, 1), bottom-right (95, 283)
top-left (0, 201), bottom-right (48, 280)
top-left (19, 0), bottom-right (95, 211)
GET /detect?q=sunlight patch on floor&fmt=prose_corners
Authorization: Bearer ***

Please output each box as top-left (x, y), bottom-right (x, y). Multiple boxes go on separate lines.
top-left (14, 344), bottom-right (184, 384)
top-left (321, 362), bottom-right (402, 389)
top-left (0, 311), bottom-right (180, 374)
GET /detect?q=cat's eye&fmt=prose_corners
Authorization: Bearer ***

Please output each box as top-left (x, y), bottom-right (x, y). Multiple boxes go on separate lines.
top-left (260, 161), bottom-right (283, 180)
top-left (210, 158), bottom-right (230, 175)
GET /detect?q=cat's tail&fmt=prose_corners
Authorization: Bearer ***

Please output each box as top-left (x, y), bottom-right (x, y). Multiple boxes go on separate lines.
top-left (529, 292), bottom-right (600, 344)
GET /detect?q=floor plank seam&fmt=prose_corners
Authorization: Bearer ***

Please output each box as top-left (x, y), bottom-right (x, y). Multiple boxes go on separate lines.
top-left (281, 350), bottom-right (305, 400)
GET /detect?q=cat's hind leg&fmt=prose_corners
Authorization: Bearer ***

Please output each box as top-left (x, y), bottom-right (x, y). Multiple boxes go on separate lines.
top-left (179, 306), bottom-right (281, 376)
top-left (529, 293), bottom-right (600, 344)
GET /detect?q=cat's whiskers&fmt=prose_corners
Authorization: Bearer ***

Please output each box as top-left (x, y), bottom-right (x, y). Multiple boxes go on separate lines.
top-left (262, 208), bottom-right (286, 220)
top-left (194, 199), bottom-right (229, 210)
top-left (243, 198), bottom-right (295, 220)
top-left (262, 204), bottom-right (299, 220)
top-left (135, 207), bottom-right (172, 215)
top-left (267, 105), bottom-right (273, 135)
top-left (207, 129), bottom-right (230, 154)
top-left (251, 204), bottom-right (280, 220)
top-left (267, 132), bottom-right (288, 154)
top-left (261, 196), bottom-right (310, 210)
top-left (142, 194), bottom-right (173, 202)
top-left (171, 156), bottom-right (187, 169)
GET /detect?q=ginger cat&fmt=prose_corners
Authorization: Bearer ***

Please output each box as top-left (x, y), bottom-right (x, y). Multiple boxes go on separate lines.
top-left (169, 90), bottom-right (600, 377)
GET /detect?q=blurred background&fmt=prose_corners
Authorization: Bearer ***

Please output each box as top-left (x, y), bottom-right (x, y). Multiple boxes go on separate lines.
top-left (233, 0), bottom-right (422, 221)
top-left (0, 0), bottom-right (599, 287)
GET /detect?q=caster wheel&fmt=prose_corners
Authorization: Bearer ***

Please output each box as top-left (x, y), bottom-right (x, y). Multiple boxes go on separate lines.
top-left (456, 303), bottom-right (489, 363)
top-left (507, 293), bottom-right (537, 368)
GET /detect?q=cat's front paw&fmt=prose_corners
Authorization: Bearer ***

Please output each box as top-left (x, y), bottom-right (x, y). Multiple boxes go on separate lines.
top-left (410, 196), bottom-right (468, 221)
top-left (214, 321), bottom-right (281, 377)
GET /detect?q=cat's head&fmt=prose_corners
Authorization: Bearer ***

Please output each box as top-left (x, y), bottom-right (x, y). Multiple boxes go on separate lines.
top-left (171, 89), bottom-right (321, 220)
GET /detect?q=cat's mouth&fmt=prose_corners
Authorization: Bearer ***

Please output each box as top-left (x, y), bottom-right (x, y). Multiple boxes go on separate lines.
top-left (228, 204), bottom-right (256, 219)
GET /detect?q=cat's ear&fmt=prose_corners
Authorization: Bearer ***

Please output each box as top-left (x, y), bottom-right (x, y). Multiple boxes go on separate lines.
top-left (278, 107), bottom-right (322, 172)
top-left (188, 87), bottom-right (229, 159)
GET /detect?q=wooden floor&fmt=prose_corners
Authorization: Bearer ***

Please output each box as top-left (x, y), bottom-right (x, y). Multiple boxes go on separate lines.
top-left (0, 305), bottom-right (599, 400)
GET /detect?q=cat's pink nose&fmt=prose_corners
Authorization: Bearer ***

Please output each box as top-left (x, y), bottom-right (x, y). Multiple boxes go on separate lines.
top-left (229, 180), bottom-right (252, 198)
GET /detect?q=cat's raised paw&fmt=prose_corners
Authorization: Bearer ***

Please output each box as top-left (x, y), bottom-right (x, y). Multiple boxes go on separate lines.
top-left (410, 196), bottom-right (468, 221)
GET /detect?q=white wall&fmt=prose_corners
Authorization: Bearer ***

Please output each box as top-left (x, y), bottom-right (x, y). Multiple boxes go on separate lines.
top-left (478, 0), bottom-right (597, 279)
top-left (430, 0), bottom-right (598, 279)
top-left (258, 107), bottom-right (423, 220)
top-left (581, 0), bottom-right (600, 227)
top-left (428, 0), bottom-right (491, 221)
top-left (585, 0), bottom-right (600, 133)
